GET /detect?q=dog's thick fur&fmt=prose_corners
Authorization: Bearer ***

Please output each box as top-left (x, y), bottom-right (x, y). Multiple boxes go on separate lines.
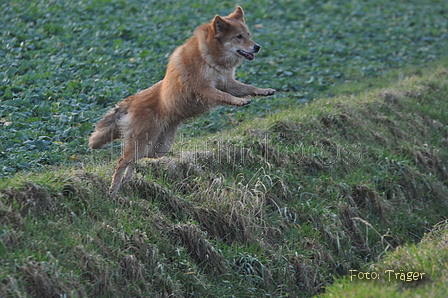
top-left (89, 7), bottom-right (276, 196)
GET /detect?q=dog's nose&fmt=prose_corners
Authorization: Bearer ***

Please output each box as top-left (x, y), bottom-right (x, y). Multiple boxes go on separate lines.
top-left (253, 44), bottom-right (261, 53)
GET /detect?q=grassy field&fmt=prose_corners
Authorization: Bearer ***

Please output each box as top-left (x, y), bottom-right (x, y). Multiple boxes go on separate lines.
top-left (2, 0), bottom-right (448, 175)
top-left (1, 0), bottom-right (448, 297)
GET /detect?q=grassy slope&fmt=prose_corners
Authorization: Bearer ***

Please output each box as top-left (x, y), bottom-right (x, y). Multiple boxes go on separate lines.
top-left (320, 220), bottom-right (448, 298)
top-left (1, 62), bottom-right (447, 297)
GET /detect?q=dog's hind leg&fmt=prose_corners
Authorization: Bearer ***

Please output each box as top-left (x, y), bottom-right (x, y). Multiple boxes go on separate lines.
top-left (109, 145), bottom-right (135, 196)
top-left (121, 162), bottom-right (134, 184)
top-left (110, 127), bottom-right (166, 196)
top-left (109, 135), bottom-right (148, 196)
top-left (153, 122), bottom-right (179, 158)
top-left (110, 123), bottom-right (178, 196)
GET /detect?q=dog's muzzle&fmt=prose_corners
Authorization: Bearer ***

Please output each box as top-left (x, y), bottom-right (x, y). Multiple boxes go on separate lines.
top-left (237, 44), bottom-right (260, 61)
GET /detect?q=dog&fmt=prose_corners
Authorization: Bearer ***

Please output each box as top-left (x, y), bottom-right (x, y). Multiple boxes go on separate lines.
top-left (89, 6), bottom-right (276, 196)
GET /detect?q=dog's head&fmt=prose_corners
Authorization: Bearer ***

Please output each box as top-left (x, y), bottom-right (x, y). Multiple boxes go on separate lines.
top-left (210, 7), bottom-right (260, 62)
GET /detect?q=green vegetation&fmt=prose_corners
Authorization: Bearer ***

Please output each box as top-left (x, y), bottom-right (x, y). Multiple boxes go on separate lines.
top-left (1, 0), bottom-right (448, 297)
top-left (320, 220), bottom-right (448, 298)
top-left (2, 0), bottom-right (448, 175)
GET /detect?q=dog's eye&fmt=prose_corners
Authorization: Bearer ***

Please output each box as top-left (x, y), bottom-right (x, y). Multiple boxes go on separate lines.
top-left (236, 34), bottom-right (243, 39)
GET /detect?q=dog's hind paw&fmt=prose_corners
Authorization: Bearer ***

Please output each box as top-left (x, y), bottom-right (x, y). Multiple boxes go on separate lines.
top-left (109, 185), bottom-right (120, 197)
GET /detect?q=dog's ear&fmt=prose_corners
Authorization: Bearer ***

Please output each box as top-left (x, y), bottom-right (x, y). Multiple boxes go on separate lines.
top-left (228, 6), bottom-right (245, 22)
top-left (212, 15), bottom-right (229, 33)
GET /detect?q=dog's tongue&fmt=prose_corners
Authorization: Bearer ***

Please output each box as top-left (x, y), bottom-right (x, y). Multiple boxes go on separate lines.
top-left (237, 50), bottom-right (255, 61)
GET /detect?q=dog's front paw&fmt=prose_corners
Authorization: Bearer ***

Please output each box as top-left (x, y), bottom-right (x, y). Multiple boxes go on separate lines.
top-left (255, 88), bottom-right (276, 97)
top-left (228, 96), bottom-right (251, 107)
top-left (239, 98), bottom-right (252, 106)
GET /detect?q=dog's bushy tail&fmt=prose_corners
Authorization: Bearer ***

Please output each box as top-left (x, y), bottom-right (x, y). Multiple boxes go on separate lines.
top-left (89, 101), bottom-right (130, 149)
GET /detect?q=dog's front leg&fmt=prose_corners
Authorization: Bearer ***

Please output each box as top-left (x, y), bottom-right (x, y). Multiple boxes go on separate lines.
top-left (201, 87), bottom-right (252, 106)
top-left (221, 80), bottom-right (276, 98)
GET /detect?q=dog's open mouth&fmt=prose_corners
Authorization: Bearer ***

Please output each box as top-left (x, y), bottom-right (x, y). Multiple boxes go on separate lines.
top-left (237, 50), bottom-right (255, 61)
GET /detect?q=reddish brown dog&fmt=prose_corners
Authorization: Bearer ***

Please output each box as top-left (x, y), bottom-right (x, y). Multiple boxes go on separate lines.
top-left (89, 7), bottom-right (276, 196)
